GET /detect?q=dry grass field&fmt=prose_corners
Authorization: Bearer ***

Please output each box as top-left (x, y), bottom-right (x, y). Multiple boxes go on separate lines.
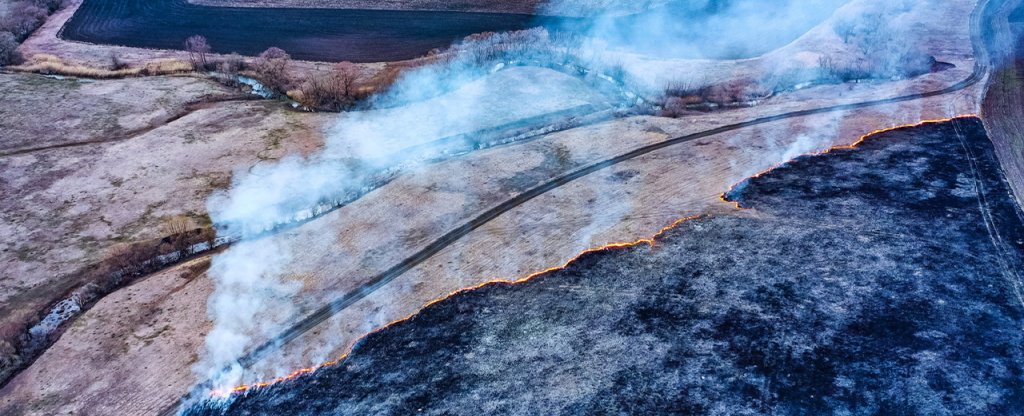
top-left (0, 71), bottom-right (332, 389)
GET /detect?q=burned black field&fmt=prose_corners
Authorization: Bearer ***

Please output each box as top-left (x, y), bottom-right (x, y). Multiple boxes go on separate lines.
top-left (62, 0), bottom-right (544, 62)
top-left (189, 117), bottom-right (1024, 415)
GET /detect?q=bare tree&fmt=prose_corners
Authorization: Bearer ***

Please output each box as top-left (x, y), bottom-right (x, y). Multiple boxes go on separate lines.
top-left (833, 18), bottom-right (857, 44)
top-left (184, 35), bottom-right (210, 70)
top-left (254, 46), bottom-right (291, 92)
top-left (333, 61), bottom-right (360, 99)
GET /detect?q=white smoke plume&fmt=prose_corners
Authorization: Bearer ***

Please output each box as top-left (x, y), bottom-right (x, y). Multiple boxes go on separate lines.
top-left (196, 0), bottom-right (950, 394)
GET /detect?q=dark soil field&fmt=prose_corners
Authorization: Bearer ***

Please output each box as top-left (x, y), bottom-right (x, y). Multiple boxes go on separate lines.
top-left (186, 118), bottom-right (1024, 415)
top-left (60, 0), bottom-right (548, 62)
top-left (60, 0), bottom-right (842, 62)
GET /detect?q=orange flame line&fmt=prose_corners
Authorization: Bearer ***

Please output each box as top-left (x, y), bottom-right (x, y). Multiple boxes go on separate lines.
top-left (719, 114), bottom-right (979, 209)
top-left (212, 214), bottom-right (704, 397)
top-left (214, 114), bottom-right (980, 397)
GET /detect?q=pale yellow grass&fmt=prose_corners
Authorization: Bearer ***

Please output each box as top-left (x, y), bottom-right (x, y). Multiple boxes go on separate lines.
top-left (12, 54), bottom-right (193, 78)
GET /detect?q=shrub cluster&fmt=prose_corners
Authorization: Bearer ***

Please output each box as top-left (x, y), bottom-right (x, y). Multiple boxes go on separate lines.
top-left (655, 77), bottom-right (774, 116)
top-left (0, 0), bottom-right (64, 66)
top-left (830, 1), bottom-right (939, 81)
top-left (289, 61), bottom-right (364, 111)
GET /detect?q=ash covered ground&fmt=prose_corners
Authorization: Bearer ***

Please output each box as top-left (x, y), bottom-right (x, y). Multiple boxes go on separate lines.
top-left (188, 117), bottom-right (1024, 415)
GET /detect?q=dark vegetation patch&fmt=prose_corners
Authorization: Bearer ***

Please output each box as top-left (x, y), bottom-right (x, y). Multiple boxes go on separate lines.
top-left (63, 0), bottom-right (837, 64)
top-left (0, 0), bottom-right (64, 65)
top-left (187, 119), bottom-right (1024, 415)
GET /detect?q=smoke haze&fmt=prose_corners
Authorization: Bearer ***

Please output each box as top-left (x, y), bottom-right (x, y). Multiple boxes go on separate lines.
top-left (196, 0), bottom-right (952, 396)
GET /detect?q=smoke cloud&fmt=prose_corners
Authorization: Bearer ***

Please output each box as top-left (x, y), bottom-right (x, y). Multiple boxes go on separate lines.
top-left (196, 0), bottom-right (954, 396)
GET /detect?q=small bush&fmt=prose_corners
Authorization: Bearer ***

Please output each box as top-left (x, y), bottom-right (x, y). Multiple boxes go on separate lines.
top-left (253, 47), bottom-right (291, 93)
top-left (214, 52), bottom-right (244, 75)
top-left (292, 61), bottom-right (362, 111)
top-left (30, 0), bottom-right (64, 13)
top-left (109, 52), bottom-right (129, 70)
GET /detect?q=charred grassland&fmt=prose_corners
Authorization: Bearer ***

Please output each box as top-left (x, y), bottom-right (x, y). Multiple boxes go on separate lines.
top-left (188, 117), bottom-right (1024, 415)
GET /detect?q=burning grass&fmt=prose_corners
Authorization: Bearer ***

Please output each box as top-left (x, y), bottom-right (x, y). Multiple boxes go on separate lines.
top-left (186, 116), bottom-right (1024, 415)
top-left (198, 115), bottom-right (981, 400)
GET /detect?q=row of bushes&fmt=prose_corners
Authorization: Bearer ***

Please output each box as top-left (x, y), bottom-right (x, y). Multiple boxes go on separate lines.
top-left (180, 35), bottom-right (370, 111)
top-left (654, 50), bottom-right (943, 117)
top-left (0, 0), bottom-right (64, 66)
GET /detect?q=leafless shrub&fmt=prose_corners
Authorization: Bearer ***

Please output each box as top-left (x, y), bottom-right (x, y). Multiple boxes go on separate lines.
top-left (664, 78), bottom-right (712, 99)
top-left (656, 78), bottom-right (713, 116)
top-left (161, 215), bottom-right (193, 237)
top-left (161, 216), bottom-right (196, 253)
top-left (215, 52), bottom-right (244, 75)
top-left (0, 1), bottom-right (47, 40)
top-left (292, 61), bottom-right (362, 111)
top-left (656, 76), bottom-right (772, 117)
top-left (103, 243), bottom-right (155, 277)
top-left (109, 52), bottom-right (129, 70)
top-left (253, 46), bottom-right (291, 93)
top-left (184, 35), bottom-right (211, 71)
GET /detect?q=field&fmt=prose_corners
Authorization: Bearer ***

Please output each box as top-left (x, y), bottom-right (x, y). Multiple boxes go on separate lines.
top-left (1, 0), bottom-right (1021, 415)
top-left (62, 0), bottom-right (545, 62)
top-left (188, 118), bottom-right (1024, 415)
top-left (0, 71), bottom-right (332, 389)
top-left (187, 0), bottom-right (550, 14)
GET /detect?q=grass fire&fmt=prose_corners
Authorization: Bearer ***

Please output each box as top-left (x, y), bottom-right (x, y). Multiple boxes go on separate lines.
top-left (1, 0), bottom-right (1022, 415)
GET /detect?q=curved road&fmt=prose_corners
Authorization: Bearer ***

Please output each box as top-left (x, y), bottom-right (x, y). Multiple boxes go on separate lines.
top-left (164, 0), bottom-right (997, 413)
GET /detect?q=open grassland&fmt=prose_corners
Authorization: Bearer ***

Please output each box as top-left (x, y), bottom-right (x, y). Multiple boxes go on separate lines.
top-left (187, 0), bottom-right (549, 14)
top-left (0, 71), bottom-right (332, 389)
